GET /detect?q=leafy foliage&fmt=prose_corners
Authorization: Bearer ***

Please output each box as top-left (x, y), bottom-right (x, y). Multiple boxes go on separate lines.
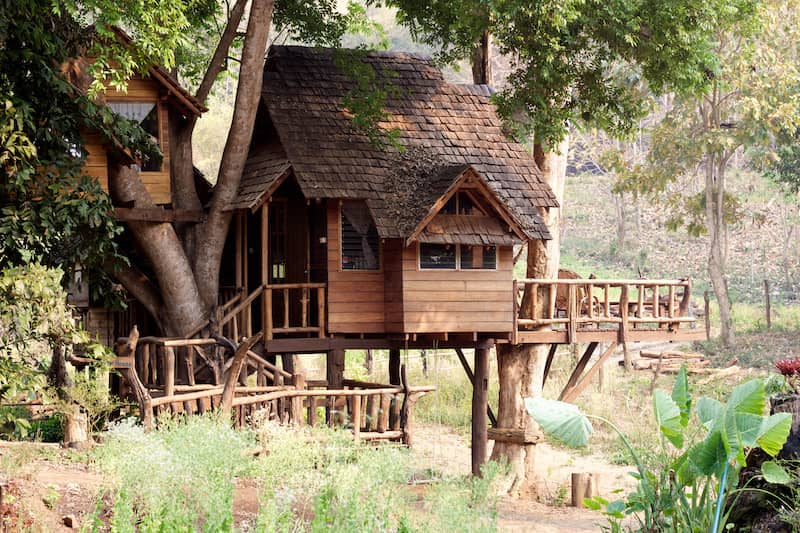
top-left (0, 264), bottom-right (85, 435)
top-left (376, 0), bottom-right (747, 146)
top-left (527, 366), bottom-right (792, 532)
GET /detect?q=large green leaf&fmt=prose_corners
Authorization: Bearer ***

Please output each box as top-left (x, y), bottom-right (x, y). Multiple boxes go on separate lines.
top-left (696, 397), bottom-right (723, 431)
top-left (756, 413), bottom-right (792, 457)
top-left (727, 379), bottom-right (766, 416)
top-left (654, 389), bottom-right (684, 448)
top-left (723, 410), bottom-right (763, 466)
top-left (690, 430), bottom-right (728, 476)
top-left (671, 364), bottom-right (691, 427)
top-left (762, 460), bottom-right (792, 485)
top-left (525, 398), bottom-right (593, 448)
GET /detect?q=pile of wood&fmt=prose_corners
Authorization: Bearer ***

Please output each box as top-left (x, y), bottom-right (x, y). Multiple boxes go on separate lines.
top-left (624, 350), bottom-right (709, 373)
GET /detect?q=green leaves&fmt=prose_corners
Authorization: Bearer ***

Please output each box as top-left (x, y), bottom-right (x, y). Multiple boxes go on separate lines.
top-left (526, 370), bottom-right (792, 532)
top-left (761, 460), bottom-right (792, 484)
top-left (524, 397), bottom-right (593, 448)
top-left (654, 389), bottom-right (684, 448)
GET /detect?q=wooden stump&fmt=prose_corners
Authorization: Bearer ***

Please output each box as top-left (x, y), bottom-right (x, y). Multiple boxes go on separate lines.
top-left (571, 473), bottom-right (599, 508)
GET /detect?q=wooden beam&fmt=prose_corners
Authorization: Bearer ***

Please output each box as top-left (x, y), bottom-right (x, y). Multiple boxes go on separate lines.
top-left (558, 342), bottom-right (598, 401)
top-left (114, 207), bottom-right (205, 222)
top-left (472, 345), bottom-right (490, 477)
top-left (389, 348), bottom-right (401, 385)
top-left (542, 344), bottom-right (558, 388)
top-left (454, 348), bottom-right (496, 426)
top-left (487, 427), bottom-right (543, 444)
top-left (560, 342), bottom-right (619, 403)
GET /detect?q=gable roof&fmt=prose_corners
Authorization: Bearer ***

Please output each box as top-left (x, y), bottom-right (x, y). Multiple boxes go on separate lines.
top-left (110, 28), bottom-right (206, 116)
top-left (243, 45), bottom-right (557, 240)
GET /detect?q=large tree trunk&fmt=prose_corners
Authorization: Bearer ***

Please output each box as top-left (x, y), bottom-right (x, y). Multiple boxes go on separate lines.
top-left (110, 0), bottom-right (273, 335)
top-left (491, 137), bottom-right (569, 496)
top-left (194, 0), bottom-right (274, 309)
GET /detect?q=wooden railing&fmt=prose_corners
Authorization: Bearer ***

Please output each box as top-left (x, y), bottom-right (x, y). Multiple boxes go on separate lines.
top-left (264, 283), bottom-right (326, 339)
top-left (115, 336), bottom-right (434, 443)
top-left (218, 283), bottom-right (326, 341)
top-left (512, 278), bottom-right (696, 344)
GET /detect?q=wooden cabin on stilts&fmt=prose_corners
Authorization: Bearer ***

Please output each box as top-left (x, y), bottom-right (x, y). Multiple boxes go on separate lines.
top-left (77, 45), bottom-right (703, 476)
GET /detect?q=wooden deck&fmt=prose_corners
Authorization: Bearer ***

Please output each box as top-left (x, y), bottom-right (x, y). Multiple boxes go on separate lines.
top-left (513, 278), bottom-right (702, 345)
top-left (211, 276), bottom-right (702, 349)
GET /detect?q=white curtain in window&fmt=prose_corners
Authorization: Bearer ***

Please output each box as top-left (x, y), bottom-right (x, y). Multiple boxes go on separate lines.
top-left (107, 101), bottom-right (155, 123)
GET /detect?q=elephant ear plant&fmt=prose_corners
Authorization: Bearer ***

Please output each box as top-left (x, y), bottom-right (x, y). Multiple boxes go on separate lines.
top-left (526, 366), bottom-right (793, 533)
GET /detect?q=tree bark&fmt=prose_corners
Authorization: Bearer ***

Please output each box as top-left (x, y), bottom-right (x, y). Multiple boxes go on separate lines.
top-left (701, 82), bottom-right (734, 347)
top-left (109, 163), bottom-right (206, 336)
top-left (490, 137), bottom-right (569, 496)
top-left (194, 0), bottom-right (274, 309)
top-left (705, 151), bottom-right (734, 346)
top-left (109, 0), bottom-right (274, 336)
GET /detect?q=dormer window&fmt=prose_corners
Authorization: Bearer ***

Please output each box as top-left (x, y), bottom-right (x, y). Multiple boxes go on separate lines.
top-left (107, 101), bottom-right (161, 171)
top-left (440, 191), bottom-right (485, 216)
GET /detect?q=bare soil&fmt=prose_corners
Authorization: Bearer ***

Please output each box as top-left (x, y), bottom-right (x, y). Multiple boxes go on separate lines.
top-left (412, 424), bottom-right (637, 532)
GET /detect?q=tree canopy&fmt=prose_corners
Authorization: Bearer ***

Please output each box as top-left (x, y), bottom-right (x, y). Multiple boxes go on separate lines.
top-left (377, 0), bottom-right (757, 146)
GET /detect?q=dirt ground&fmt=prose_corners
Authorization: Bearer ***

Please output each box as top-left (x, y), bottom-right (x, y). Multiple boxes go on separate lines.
top-left (412, 424), bottom-right (636, 532)
top-left (0, 424), bottom-right (634, 532)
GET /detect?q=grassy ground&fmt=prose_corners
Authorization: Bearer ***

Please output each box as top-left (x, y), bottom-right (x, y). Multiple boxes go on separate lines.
top-left (1, 415), bottom-right (503, 532)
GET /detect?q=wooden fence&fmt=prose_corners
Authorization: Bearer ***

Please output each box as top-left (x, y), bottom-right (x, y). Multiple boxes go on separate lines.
top-left (115, 335), bottom-right (433, 444)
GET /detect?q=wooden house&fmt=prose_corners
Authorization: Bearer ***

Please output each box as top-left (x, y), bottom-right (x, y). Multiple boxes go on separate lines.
top-left (70, 56), bottom-right (207, 344)
top-left (221, 46), bottom-right (558, 346)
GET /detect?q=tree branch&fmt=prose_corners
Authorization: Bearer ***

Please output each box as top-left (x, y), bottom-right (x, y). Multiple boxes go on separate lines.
top-left (114, 264), bottom-right (164, 324)
top-left (194, 0), bottom-right (274, 308)
top-left (195, 0), bottom-right (247, 107)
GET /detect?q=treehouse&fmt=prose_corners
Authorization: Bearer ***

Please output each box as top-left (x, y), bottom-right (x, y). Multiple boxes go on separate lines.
top-left (78, 62), bottom-right (207, 205)
top-left (96, 45), bottom-right (703, 476)
top-left (66, 46), bottom-right (207, 343)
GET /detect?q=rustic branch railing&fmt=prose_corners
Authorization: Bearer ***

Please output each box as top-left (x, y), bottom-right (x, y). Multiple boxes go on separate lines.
top-left (513, 278), bottom-right (695, 344)
top-left (264, 283), bottom-right (326, 339)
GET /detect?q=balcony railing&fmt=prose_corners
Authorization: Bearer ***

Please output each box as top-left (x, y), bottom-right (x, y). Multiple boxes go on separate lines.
top-left (513, 278), bottom-right (698, 344)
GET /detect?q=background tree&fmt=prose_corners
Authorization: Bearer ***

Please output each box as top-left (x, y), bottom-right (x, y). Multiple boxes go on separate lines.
top-left (376, 0), bottom-right (757, 491)
top-left (614, 0), bottom-right (800, 347)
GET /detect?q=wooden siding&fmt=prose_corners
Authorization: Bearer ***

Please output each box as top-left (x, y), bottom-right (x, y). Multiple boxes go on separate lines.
top-left (383, 239), bottom-right (404, 332)
top-left (401, 245), bottom-right (514, 333)
top-left (326, 202), bottom-right (385, 333)
top-left (81, 78), bottom-right (172, 204)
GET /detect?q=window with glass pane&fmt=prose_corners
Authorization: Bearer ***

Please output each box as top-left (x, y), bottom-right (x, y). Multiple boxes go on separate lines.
top-left (107, 101), bottom-right (161, 171)
top-left (341, 201), bottom-right (380, 270)
top-left (461, 245), bottom-right (497, 269)
top-left (419, 243), bottom-right (456, 269)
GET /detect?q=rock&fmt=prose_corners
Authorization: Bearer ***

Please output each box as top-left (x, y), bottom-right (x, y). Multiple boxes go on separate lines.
top-left (62, 514), bottom-right (77, 528)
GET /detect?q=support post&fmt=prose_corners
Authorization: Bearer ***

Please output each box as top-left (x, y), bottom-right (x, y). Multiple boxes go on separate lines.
top-left (326, 348), bottom-right (345, 425)
top-left (389, 348), bottom-right (401, 385)
top-left (472, 344), bottom-right (490, 477)
top-left (764, 279), bottom-right (772, 330)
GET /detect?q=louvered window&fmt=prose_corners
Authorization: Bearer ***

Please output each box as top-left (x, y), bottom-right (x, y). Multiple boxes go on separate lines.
top-left (341, 201), bottom-right (380, 270)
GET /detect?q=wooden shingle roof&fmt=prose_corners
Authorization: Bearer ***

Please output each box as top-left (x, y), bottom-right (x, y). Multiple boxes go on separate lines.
top-left (418, 215), bottom-right (519, 246)
top-left (251, 45), bottom-right (557, 240)
top-left (230, 145), bottom-right (291, 211)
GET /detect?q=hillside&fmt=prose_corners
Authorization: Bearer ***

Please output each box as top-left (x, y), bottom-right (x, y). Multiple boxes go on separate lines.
top-left (561, 167), bottom-right (800, 306)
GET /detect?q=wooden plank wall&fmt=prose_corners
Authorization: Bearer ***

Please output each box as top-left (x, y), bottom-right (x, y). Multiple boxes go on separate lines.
top-left (326, 202), bottom-right (385, 333)
top-left (383, 239), bottom-right (404, 332)
top-left (81, 78), bottom-right (171, 204)
top-left (401, 245), bottom-right (514, 333)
